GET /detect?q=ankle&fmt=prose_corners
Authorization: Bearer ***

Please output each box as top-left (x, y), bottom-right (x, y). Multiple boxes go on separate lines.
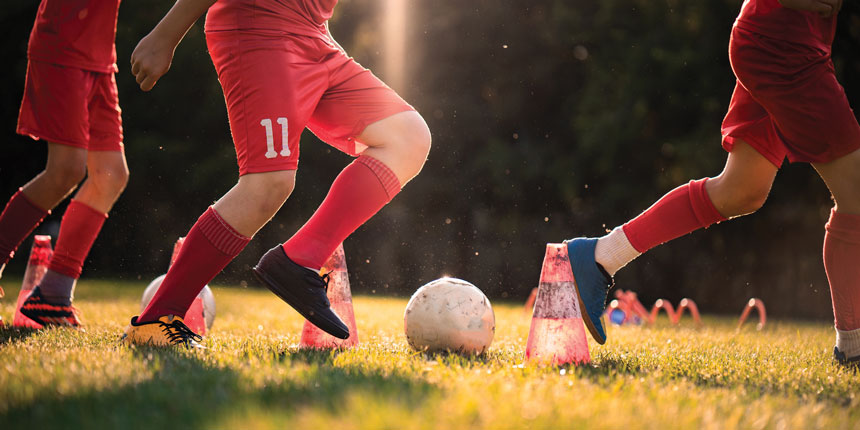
top-left (836, 327), bottom-right (860, 358)
top-left (37, 269), bottom-right (76, 306)
top-left (594, 227), bottom-right (641, 277)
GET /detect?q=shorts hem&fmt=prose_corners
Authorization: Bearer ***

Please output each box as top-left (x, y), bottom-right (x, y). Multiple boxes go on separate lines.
top-left (16, 127), bottom-right (88, 149)
top-left (320, 104), bottom-right (416, 156)
top-left (239, 163), bottom-right (300, 176)
top-left (350, 105), bottom-right (416, 141)
top-left (786, 141), bottom-right (860, 165)
top-left (722, 134), bottom-right (783, 168)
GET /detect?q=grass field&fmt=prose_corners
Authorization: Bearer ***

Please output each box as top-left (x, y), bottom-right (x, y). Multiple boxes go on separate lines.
top-left (1, 279), bottom-right (858, 429)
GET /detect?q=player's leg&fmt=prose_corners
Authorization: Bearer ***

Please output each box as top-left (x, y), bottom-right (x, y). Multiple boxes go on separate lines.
top-left (23, 149), bottom-right (129, 327)
top-left (0, 143), bottom-right (87, 278)
top-left (126, 32), bottom-right (325, 346)
top-left (813, 149), bottom-right (860, 365)
top-left (3, 61), bottom-right (92, 278)
top-left (281, 110), bottom-right (431, 270)
top-left (728, 25), bottom-right (860, 364)
top-left (568, 71), bottom-right (784, 344)
top-left (254, 49), bottom-right (428, 339)
top-left (568, 140), bottom-right (777, 344)
top-left (21, 71), bottom-right (128, 326)
top-left (137, 170), bottom-right (293, 324)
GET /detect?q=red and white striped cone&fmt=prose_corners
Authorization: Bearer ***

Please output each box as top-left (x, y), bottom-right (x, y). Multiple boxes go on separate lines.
top-left (300, 243), bottom-right (359, 349)
top-left (524, 243), bottom-right (590, 366)
top-left (13, 235), bottom-right (53, 329)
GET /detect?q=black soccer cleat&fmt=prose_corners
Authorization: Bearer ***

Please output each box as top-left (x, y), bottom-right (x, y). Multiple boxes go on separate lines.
top-left (252, 245), bottom-right (350, 339)
top-left (834, 346), bottom-right (860, 370)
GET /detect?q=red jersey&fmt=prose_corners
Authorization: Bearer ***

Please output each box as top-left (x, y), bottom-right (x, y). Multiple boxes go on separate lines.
top-left (735, 0), bottom-right (836, 52)
top-left (27, 0), bottom-right (121, 73)
top-left (206, 0), bottom-right (338, 38)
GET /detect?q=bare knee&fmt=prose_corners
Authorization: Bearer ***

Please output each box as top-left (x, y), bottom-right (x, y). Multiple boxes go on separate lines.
top-left (706, 175), bottom-right (770, 218)
top-left (87, 158), bottom-right (130, 201)
top-left (359, 111), bottom-right (432, 183)
top-left (240, 171), bottom-right (296, 217)
top-left (397, 115), bottom-right (432, 177)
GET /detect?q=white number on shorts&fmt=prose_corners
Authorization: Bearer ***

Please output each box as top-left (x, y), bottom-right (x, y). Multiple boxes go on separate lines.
top-left (260, 117), bottom-right (291, 159)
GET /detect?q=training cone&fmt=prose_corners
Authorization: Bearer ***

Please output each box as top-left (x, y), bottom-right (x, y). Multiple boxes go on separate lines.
top-left (524, 243), bottom-right (590, 366)
top-left (737, 298), bottom-right (766, 331)
top-left (299, 243), bottom-right (359, 349)
top-left (650, 299), bottom-right (676, 324)
top-left (13, 235), bottom-right (53, 329)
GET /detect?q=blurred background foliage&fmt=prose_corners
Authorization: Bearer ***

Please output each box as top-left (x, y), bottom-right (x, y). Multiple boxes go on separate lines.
top-left (1, 0), bottom-right (858, 319)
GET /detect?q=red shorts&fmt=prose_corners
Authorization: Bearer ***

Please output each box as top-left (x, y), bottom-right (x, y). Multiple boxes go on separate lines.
top-left (721, 26), bottom-right (860, 167)
top-left (206, 31), bottom-right (415, 175)
top-left (17, 60), bottom-right (123, 151)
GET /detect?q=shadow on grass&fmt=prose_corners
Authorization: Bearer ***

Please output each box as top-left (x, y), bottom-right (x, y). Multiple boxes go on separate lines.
top-left (0, 326), bottom-right (40, 347)
top-left (572, 353), bottom-right (856, 405)
top-left (0, 345), bottom-right (438, 430)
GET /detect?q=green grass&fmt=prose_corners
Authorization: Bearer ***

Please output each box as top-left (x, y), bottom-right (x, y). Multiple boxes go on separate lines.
top-left (1, 279), bottom-right (858, 429)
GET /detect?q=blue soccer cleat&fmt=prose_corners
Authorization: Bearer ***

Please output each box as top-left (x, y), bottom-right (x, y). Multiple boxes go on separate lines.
top-left (566, 237), bottom-right (613, 345)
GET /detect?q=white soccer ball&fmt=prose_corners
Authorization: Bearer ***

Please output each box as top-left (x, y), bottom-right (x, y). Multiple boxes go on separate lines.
top-left (404, 277), bottom-right (495, 354)
top-left (140, 274), bottom-right (216, 330)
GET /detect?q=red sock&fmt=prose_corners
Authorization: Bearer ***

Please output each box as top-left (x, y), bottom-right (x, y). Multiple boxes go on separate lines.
top-left (139, 207), bottom-right (250, 322)
top-left (622, 178), bottom-right (726, 253)
top-left (48, 200), bottom-right (107, 278)
top-left (0, 189), bottom-right (49, 265)
top-left (824, 209), bottom-right (860, 331)
top-left (283, 155), bottom-right (401, 269)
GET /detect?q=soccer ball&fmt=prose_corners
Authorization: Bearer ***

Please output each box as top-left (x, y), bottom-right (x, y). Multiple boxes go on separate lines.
top-left (404, 277), bottom-right (495, 354)
top-left (140, 274), bottom-right (216, 331)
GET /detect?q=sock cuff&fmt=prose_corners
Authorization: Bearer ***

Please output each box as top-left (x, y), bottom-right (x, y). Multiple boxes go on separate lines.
top-left (688, 178), bottom-right (725, 228)
top-left (595, 227), bottom-right (641, 276)
top-left (68, 199), bottom-right (109, 219)
top-left (198, 207), bottom-right (251, 256)
top-left (836, 326), bottom-right (860, 355)
top-left (356, 156), bottom-right (401, 200)
top-left (15, 188), bottom-right (50, 216)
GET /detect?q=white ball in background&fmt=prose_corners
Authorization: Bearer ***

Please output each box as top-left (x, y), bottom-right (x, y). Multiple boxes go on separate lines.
top-left (141, 274), bottom-right (216, 330)
top-left (404, 277), bottom-right (495, 354)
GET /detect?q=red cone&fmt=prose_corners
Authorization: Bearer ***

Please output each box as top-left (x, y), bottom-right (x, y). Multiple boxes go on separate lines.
top-left (524, 243), bottom-right (590, 366)
top-left (13, 235), bottom-right (53, 328)
top-left (674, 298), bottom-right (702, 326)
top-left (649, 299), bottom-right (676, 324)
top-left (737, 298), bottom-right (766, 331)
top-left (299, 243), bottom-right (359, 349)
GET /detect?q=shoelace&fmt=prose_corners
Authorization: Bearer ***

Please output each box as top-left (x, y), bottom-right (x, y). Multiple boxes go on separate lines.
top-left (321, 272), bottom-right (331, 292)
top-left (161, 319), bottom-right (203, 345)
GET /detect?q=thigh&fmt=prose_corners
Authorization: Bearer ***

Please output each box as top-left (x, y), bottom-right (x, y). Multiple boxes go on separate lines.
top-left (721, 81), bottom-right (787, 168)
top-left (207, 32), bottom-right (328, 175)
top-left (730, 27), bottom-right (860, 164)
top-left (87, 72), bottom-right (123, 151)
top-left (16, 61), bottom-right (92, 149)
top-left (308, 54), bottom-right (414, 156)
